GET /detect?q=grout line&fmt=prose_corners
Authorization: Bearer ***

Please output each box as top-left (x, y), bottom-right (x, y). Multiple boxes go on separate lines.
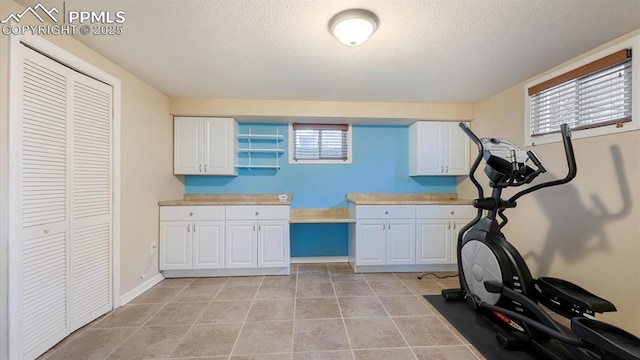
top-left (290, 264), bottom-right (299, 360)
top-left (149, 277), bottom-right (228, 359)
top-left (227, 276), bottom-right (266, 359)
top-left (330, 265), bottom-right (356, 360)
top-left (432, 314), bottom-right (483, 359)
top-left (100, 279), bottom-right (199, 360)
top-left (365, 278), bottom-right (420, 360)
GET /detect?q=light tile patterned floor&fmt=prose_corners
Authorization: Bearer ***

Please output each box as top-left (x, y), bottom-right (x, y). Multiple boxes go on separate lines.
top-left (39, 263), bottom-right (485, 360)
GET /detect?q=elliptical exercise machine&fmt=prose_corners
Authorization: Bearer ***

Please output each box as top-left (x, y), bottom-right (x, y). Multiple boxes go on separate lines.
top-left (442, 123), bottom-right (640, 360)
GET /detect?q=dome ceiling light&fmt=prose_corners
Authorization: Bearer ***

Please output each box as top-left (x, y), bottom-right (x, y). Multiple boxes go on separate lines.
top-left (328, 9), bottom-right (379, 47)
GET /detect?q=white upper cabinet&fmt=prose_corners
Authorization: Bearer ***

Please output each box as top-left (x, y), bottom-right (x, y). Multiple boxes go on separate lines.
top-left (409, 121), bottom-right (470, 176)
top-left (174, 117), bottom-right (238, 175)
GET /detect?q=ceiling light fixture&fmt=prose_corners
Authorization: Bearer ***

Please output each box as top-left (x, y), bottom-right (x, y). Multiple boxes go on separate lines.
top-left (328, 9), bottom-right (378, 47)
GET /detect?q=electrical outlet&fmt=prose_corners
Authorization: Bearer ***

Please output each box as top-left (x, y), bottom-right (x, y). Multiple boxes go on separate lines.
top-left (150, 242), bottom-right (158, 254)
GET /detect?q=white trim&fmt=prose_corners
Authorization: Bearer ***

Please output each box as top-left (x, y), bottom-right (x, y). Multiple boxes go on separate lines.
top-left (288, 123), bottom-right (353, 164)
top-left (162, 267), bottom-right (291, 277)
top-left (119, 273), bottom-right (164, 306)
top-left (524, 34), bottom-right (640, 146)
top-left (349, 263), bottom-right (457, 273)
top-left (6, 32), bottom-right (122, 358)
top-left (291, 256), bottom-right (349, 263)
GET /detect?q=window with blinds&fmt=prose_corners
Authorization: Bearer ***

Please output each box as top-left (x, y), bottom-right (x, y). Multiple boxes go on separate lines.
top-left (291, 124), bottom-right (350, 162)
top-left (528, 48), bottom-right (633, 142)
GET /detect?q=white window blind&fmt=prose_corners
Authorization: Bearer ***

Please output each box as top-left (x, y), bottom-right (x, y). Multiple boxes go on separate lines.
top-left (292, 124), bottom-right (349, 161)
top-left (529, 48), bottom-right (632, 137)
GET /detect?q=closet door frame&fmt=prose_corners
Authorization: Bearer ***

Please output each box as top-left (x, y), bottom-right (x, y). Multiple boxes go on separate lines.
top-left (4, 32), bottom-right (121, 359)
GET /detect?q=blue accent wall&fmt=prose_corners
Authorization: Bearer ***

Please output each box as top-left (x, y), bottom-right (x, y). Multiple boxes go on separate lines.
top-left (184, 123), bottom-right (457, 257)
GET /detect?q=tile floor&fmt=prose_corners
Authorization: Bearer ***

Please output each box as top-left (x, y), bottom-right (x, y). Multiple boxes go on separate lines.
top-left (39, 263), bottom-right (485, 360)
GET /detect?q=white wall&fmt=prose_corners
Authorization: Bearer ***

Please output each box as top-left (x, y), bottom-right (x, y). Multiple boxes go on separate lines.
top-left (463, 29), bottom-right (640, 335)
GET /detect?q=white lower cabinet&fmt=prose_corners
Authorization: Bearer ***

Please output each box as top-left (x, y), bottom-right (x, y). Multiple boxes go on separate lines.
top-left (416, 205), bottom-right (475, 266)
top-left (351, 206), bottom-right (416, 270)
top-left (225, 220), bottom-right (257, 268)
top-left (226, 206), bottom-right (290, 269)
top-left (160, 205), bottom-right (290, 276)
top-left (160, 221), bottom-right (192, 269)
top-left (416, 219), bottom-right (452, 264)
top-left (193, 221), bottom-right (225, 268)
top-left (258, 220), bottom-right (290, 267)
top-left (355, 220), bottom-right (386, 265)
top-left (386, 219), bottom-right (416, 264)
top-left (349, 203), bottom-right (473, 272)
top-left (160, 220), bottom-right (224, 270)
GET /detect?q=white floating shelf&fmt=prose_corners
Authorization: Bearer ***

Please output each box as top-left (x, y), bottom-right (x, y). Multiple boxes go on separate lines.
top-left (237, 134), bottom-right (284, 140)
top-left (234, 165), bottom-right (281, 169)
top-left (237, 148), bottom-right (285, 153)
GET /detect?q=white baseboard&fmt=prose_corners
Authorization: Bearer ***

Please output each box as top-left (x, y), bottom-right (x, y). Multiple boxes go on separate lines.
top-left (119, 273), bottom-right (164, 306)
top-left (291, 256), bottom-right (348, 264)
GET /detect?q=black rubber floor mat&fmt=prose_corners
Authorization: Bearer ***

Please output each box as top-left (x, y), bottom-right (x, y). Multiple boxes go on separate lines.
top-left (424, 295), bottom-right (537, 360)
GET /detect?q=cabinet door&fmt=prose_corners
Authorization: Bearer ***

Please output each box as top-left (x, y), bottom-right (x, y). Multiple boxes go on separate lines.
top-left (355, 220), bottom-right (386, 265)
top-left (386, 219), bottom-right (415, 264)
top-left (203, 118), bottom-right (237, 175)
top-left (257, 220), bottom-right (289, 268)
top-left (415, 220), bottom-right (450, 264)
top-left (444, 122), bottom-right (470, 175)
top-left (411, 122), bottom-right (443, 175)
top-left (160, 221), bottom-right (192, 270)
top-left (174, 117), bottom-right (203, 175)
top-left (225, 221), bottom-right (257, 268)
top-left (450, 219), bottom-right (472, 265)
top-left (192, 221), bottom-right (224, 269)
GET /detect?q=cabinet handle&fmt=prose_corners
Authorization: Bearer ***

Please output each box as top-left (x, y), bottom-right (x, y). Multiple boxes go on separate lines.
top-left (193, 223), bottom-right (197, 232)
top-left (258, 223), bottom-right (261, 231)
top-left (447, 222), bottom-right (451, 229)
top-left (452, 222), bottom-right (456, 229)
top-left (44, 229), bottom-right (50, 234)
top-left (199, 164), bottom-right (202, 173)
top-left (387, 222), bottom-right (390, 229)
top-left (187, 223), bottom-right (191, 232)
top-left (441, 165), bottom-right (444, 173)
top-left (204, 164), bottom-right (207, 172)
top-left (445, 165), bottom-right (449, 173)
top-left (189, 212), bottom-right (194, 216)
top-left (255, 211), bottom-right (259, 216)
top-left (253, 223), bottom-right (256, 231)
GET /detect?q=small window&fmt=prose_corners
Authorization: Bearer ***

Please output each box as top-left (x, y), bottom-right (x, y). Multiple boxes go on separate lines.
top-left (289, 124), bottom-right (352, 164)
top-left (525, 38), bottom-right (638, 145)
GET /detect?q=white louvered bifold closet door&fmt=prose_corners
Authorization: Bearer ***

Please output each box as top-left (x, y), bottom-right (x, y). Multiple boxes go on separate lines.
top-left (12, 46), bottom-right (113, 360)
top-left (18, 47), bottom-right (70, 359)
top-left (69, 72), bottom-right (112, 331)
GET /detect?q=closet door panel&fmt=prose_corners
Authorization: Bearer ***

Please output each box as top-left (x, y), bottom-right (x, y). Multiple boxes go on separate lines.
top-left (69, 72), bottom-right (113, 330)
top-left (20, 50), bottom-right (67, 228)
top-left (17, 47), bottom-right (70, 359)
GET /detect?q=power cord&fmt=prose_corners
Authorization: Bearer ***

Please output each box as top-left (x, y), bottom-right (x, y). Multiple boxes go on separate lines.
top-left (417, 272), bottom-right (458, 280)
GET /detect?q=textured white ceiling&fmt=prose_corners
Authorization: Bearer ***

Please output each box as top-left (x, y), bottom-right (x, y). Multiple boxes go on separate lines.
top-left (15, 0), bottom-right (640, 103)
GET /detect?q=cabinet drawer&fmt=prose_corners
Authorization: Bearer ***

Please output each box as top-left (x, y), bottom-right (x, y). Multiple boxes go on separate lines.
top-left (356, 205), bottom-right (415, 219)
top-left (416, 205), bottom-right (475, 219)
top-left (160, 206), bottom-right (225, 221)
top-left (226, 205), bottom-right (290, 220)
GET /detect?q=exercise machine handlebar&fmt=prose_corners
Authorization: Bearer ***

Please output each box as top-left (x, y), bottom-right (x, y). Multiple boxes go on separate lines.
top-left (507, 123), bottom-right (577, 204)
